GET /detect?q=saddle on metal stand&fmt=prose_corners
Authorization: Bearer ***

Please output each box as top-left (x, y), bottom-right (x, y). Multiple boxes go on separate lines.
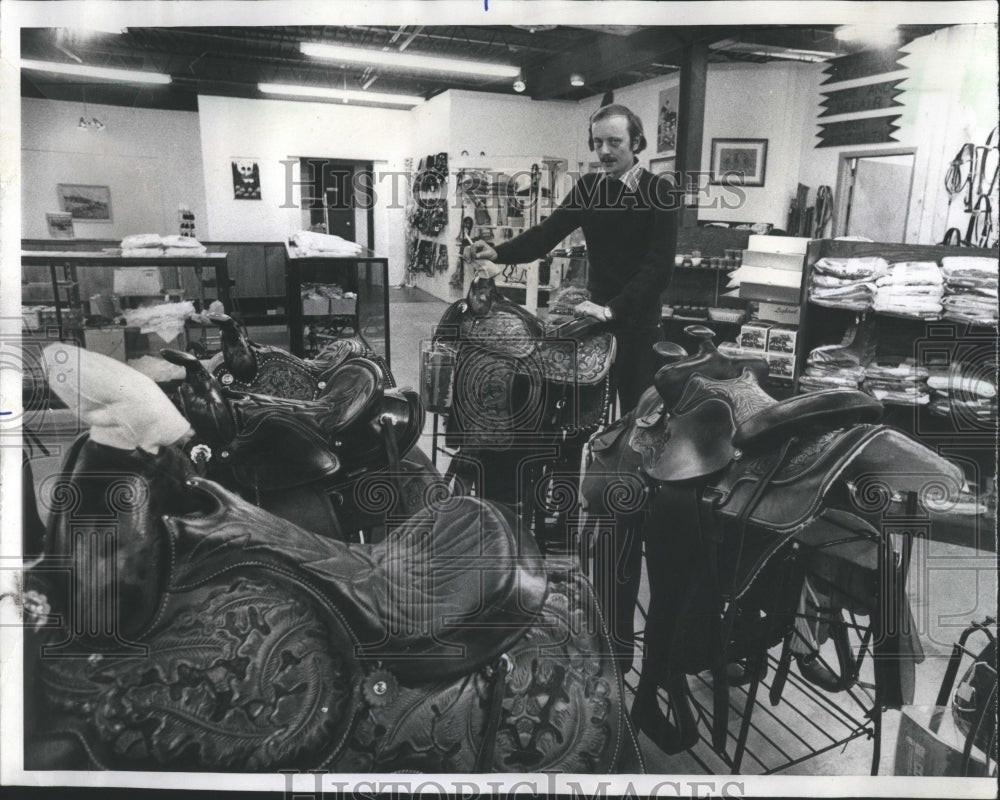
top-left (162, 348), bottom-right (425, 538)
top-left (583, 325), bottom-right (966, 765)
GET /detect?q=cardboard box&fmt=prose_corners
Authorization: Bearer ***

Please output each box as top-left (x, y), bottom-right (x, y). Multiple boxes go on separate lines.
top-left (747, 234), bottom-right (811, 255)
top-left (302, 296), bottom-right (330, 316)
top-left (766, 327), bottom-right (798, 355)
top-left (894, 705), bottom-right (993, 776)
top-left (84, 327), bottom-right (126, 362)
top-left (739, 281), bottom-right (802, 304)
top-left (113, 267), bottom-right (163, 296)
top-left (757, 301), bottom-right (801, 326)
top-left (739, 322), bottom-right (771, 352)
top-left (766, 352), bottom-right (795, 381)
top-left (740, 250), bottom-right (805, 271)
top-left (329, 297), bottom-right (357, 315)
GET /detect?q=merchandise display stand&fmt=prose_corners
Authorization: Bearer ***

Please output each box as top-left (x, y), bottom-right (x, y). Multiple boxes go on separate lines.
top-left (284, 244), bottom-right (391, 367)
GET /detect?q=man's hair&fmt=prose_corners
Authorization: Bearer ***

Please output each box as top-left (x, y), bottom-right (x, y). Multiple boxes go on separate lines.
top-left (588, 103), bottom-right (648, 153)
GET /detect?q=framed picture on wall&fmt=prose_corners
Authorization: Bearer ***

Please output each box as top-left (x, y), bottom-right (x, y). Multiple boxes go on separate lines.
top-left (56, 184), bottom-right (112, 221)
top-left (709, 138), bottom-right (768, 186)
top-left (649, 156), bottom-right (676, 175)
top-left (45, 212), bottom-right (75, 239)
top-left (656, 86), bottom-right (679, 155)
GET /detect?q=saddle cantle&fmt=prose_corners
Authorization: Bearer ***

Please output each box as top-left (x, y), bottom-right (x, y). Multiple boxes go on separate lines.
top-left (436, 277), bottom-right (616, 447)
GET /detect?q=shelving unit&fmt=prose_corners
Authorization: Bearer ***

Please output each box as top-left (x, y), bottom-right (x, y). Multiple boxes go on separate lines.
top-left (800, 239), bottom-right (998, 503)
top-left (284, 244), bottom-right (390, 367)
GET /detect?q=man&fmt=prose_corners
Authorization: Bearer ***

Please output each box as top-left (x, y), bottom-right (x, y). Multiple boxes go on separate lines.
top-left (467, 103), bottom-right (678, 666)
top-left (468, 102), bottom-right (676, 414)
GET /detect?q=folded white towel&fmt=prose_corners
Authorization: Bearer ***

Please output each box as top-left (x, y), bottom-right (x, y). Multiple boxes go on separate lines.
top-left (121, 233), bottom-right (164, 250)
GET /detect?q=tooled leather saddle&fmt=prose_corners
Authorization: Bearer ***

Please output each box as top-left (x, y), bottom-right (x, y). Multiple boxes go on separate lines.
top-left (433, 277), bottom-right (616, 449)
top-left (207, 313), bottom-right (391, 400)
top-left (162, 349), bottom-right (424, 533)
top-left (26, 436), bottom-right (642, 773)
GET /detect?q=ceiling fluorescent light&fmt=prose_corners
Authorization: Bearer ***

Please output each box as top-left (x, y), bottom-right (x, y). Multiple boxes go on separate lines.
top-left (258, 83), bottom-right (423, 107)
top-left (835, 25), bottom-right (900, 47)
top-left (21, 59), bottom-right (170, 84)
top-left (300, 42), bottom-right (519, 79)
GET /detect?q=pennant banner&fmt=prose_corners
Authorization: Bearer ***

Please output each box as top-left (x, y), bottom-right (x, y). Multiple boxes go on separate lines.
top-left (821, 49), bottom-right (905, 85)
top-left (816, 115), bottom-right (901, 148)
top-left (819, 79), bottom-right (905, 118)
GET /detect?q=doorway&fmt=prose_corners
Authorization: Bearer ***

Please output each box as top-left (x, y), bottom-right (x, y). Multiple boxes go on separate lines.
top-left (834, 149), bottom-right (916, 243)
top-left (299, 158), bottom-right (375, 250)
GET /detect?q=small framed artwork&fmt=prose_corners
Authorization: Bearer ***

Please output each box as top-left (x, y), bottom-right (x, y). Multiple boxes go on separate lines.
top-left (46, 212), bottom-right (75, 239)
top-left (710, 138), bottom-right (768, 186)
top-left (232, 158), bottom-right (262, 200)
top-left (649, 156), bottom-right (676, 175)
top-left (56, 184), bottom-right (112, 221)
top-left (656, 86), bottom-right (679, 155)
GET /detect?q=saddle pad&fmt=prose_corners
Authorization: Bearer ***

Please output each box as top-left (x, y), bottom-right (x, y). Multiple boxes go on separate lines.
top-left (703, 424), bottom-right (965, 535)
top-left (673, 368), bottom-right (776, 426)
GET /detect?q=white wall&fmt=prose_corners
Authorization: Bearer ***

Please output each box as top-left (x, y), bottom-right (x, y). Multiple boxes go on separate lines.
top-left (572, 64), bottom-right (817, 229)
top-left (196, 94), bottom-right (414, 284)
top-left (797, 23), bottom-right (999, 243)
top-left (21, 98), bottom-right (206, 240)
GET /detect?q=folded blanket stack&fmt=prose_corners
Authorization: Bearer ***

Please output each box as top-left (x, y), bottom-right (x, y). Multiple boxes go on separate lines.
top-left (862, 359), bottom-right (930, 405)
top-left (941, 256), bottom-right (999, 326)
top-left (121, 233), bottom-right (208, 258)
top-left (927, 364), bottom-right (998, 425)
top-left (873, 261), bottom-right (943, 318)
top-left (289, 230), bottom-right (363, 258)
top-left (798, 343), bottom-right (867, 392)
top-left (809, 256), bottom-right (888, 311)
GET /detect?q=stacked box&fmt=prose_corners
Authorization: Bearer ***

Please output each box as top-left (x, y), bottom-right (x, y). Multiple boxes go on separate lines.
top-left (766, 327), bottom-right (798, 355)
top-left (739, 322), bottom-right (771, 352)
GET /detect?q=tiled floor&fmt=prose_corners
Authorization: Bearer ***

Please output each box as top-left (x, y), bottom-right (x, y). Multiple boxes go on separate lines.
top-left (23, 287), bottom-right (997, 777)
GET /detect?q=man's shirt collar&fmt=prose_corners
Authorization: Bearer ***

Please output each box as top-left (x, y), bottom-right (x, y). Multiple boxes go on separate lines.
top-left (605, 159), bottom-right (642, 192)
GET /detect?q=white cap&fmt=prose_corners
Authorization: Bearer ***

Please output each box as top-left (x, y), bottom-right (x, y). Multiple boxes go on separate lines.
top-left (43, 342), bottom-right (192, 453)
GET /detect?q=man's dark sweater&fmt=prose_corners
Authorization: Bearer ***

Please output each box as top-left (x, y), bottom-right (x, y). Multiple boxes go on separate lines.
top-left (493, 167), bottom-right (677, 329)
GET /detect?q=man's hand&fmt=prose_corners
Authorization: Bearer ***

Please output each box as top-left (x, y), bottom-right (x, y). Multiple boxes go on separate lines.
top-left (464, 240), bottom-right (498, 262)
top-left (573, 300), bottom-right (612, 321)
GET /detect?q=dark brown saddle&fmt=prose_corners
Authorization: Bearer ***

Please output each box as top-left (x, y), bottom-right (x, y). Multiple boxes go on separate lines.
top-left (27, 436), bottom-right (640, 773)
top-left (434, 277), bottom-right (616, 447)
top-left (163, 349), bottom-right (423, 490)
top-left (208, 313), bottom-right (387, 399)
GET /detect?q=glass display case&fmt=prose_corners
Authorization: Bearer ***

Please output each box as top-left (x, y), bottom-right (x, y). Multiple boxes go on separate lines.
top-left (284, 244), bottom-right (390, 368)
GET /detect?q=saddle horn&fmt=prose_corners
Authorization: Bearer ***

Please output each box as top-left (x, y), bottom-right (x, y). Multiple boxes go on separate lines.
top-left (161, 348), bottom-right (238, 446)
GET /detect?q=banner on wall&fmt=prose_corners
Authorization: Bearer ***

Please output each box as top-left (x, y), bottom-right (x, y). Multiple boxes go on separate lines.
top-left (819, 79), bottom-right (905, 117)
top-left (820, 48), bottom-right (906, 85)
top-left (816, 114), bottom-right (902, 148)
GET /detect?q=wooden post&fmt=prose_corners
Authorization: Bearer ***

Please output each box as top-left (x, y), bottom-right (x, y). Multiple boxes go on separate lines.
top-left (676, 38), bottom-right (709, 230)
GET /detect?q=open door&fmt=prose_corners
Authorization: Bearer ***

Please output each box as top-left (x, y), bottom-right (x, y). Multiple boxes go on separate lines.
top-left (835, 150), bottom-right (916, 242)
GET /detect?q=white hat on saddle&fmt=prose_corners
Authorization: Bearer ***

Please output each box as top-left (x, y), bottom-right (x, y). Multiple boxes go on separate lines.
top-left (43, 342), bottom-right (192, 453)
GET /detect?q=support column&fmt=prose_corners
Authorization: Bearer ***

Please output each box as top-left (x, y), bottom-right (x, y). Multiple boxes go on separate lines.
top-left (676, 38), bottom-right (709, 229)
